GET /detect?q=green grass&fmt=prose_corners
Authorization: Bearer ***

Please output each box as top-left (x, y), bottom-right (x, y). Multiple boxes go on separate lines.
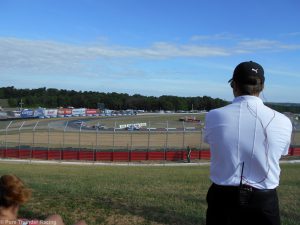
top-left (0, 163), bottom-right (299, 225)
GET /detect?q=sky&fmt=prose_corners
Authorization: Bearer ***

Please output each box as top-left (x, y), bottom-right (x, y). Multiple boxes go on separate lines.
top-left (0, 0), bottom-right (300, 103)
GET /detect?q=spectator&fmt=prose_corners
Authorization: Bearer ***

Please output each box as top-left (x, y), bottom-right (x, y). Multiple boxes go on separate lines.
top-left (204, 61), bottom-right (292, 225)
top-left (0, 174), bottom-right (86, 225)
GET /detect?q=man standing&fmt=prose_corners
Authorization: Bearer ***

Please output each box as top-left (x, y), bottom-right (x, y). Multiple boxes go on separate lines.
top-left (204, 61), bottom-right (292, 225)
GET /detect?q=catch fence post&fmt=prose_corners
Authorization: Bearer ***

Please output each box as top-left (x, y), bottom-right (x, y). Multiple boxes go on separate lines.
top-left (147, 121), bottom-right (151, 160)
top-left (95, 122), bottom-right (99, 161)
top-left (164, 145), bottom-right (166, 164)
top-left (93, 144), bottom-right (96, 162)
top-left (18, 121), bottom-right (25, 158)
top-left (165, 121), bottom-right (168, 163)
top-left (182, 121), bottom-right (185, 149)
top-left (47, 124), bottom-right (50, 160)
top-left (32, 120), bottom-right (39, 161)
top-left (130, 124), bottom-right (133, 151)
top-left (5, 121), bottom-right (13, 158)
top-left (165, 121), bottom-right (169, 161)
top-left (112, 121), bottom-right (116, 161)
top-left (199, 126), bottom-right (203, 150)
top-left (78, 122), bottom-right (83, 160)
top-left (62, 121), bottom-right (68, 161)
top-left (127, 144), bottom-right (130, 162)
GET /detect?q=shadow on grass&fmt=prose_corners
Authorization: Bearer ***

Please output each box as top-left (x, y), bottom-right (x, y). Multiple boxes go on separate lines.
top-left (94, 196), bottom-right (206, 225)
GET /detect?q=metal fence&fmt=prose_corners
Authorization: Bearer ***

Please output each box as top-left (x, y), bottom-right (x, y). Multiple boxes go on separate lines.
top-left (0, 119), bottom-right (208, 152)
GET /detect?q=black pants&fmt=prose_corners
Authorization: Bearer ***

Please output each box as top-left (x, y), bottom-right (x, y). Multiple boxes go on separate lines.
top-left (206, 183), bottom-right (281, 225)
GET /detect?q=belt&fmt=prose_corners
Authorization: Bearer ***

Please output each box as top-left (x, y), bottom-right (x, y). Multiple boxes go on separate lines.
top-left (212, 183), bottom-right (276, 193)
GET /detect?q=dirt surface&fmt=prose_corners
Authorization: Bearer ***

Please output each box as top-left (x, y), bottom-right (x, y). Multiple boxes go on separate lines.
top-left (0, 114), bottom-right (209, 150)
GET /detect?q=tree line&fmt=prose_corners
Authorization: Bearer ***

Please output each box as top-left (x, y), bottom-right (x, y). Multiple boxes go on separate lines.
top-left (2, 86), bottom-right (299, 113)
top-left (0, 86), bottom-right (227, 111)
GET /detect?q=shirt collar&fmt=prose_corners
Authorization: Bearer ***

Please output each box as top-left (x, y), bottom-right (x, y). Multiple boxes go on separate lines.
top-left (232, 95), bottom-right (263, 104)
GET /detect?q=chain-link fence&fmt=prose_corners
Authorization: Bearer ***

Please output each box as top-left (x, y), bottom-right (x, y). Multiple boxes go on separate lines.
top-left (0, 119), bottom-right (211, 161)
top-left (0, 120), bottom-right (207, 149)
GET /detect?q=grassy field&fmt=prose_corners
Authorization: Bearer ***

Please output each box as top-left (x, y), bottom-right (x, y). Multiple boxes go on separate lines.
top-left (0, 162), bottom-right (299, 225)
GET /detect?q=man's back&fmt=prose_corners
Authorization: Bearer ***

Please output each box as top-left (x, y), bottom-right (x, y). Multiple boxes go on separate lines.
top-left (204, 95), bottom-right (292, 189)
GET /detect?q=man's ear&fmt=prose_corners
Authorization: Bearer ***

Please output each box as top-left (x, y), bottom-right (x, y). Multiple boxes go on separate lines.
top-left (231, 81), bottom-right (241, 97)
top-left (231, 81), bottom-right (238, 90)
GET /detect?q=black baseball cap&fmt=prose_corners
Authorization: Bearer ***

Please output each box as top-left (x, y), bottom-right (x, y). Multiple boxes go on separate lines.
top-left (228, 61), bottom-right (265, 84)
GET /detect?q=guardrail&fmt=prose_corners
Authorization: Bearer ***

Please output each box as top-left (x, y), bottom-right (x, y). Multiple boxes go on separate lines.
top-left (0, 148), bottom-right (210, 161)
top-left (0, 147), bottom-right (299, 162)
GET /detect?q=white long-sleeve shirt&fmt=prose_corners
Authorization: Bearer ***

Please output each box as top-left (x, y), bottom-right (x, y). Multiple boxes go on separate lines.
top-left (204, 96), bottom-right (292, 189)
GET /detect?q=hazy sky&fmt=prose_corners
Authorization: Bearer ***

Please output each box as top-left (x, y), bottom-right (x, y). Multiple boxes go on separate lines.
top-left (0, 0), bottom-right (299, 102)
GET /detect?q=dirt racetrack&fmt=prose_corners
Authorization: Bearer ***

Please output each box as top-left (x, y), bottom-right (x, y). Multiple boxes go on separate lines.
top-left (0, 114), bottom-right (209, 150)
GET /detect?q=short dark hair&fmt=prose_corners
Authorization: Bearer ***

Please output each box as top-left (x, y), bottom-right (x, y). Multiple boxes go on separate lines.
top-left (232, 75), bottom-right (264, 95)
